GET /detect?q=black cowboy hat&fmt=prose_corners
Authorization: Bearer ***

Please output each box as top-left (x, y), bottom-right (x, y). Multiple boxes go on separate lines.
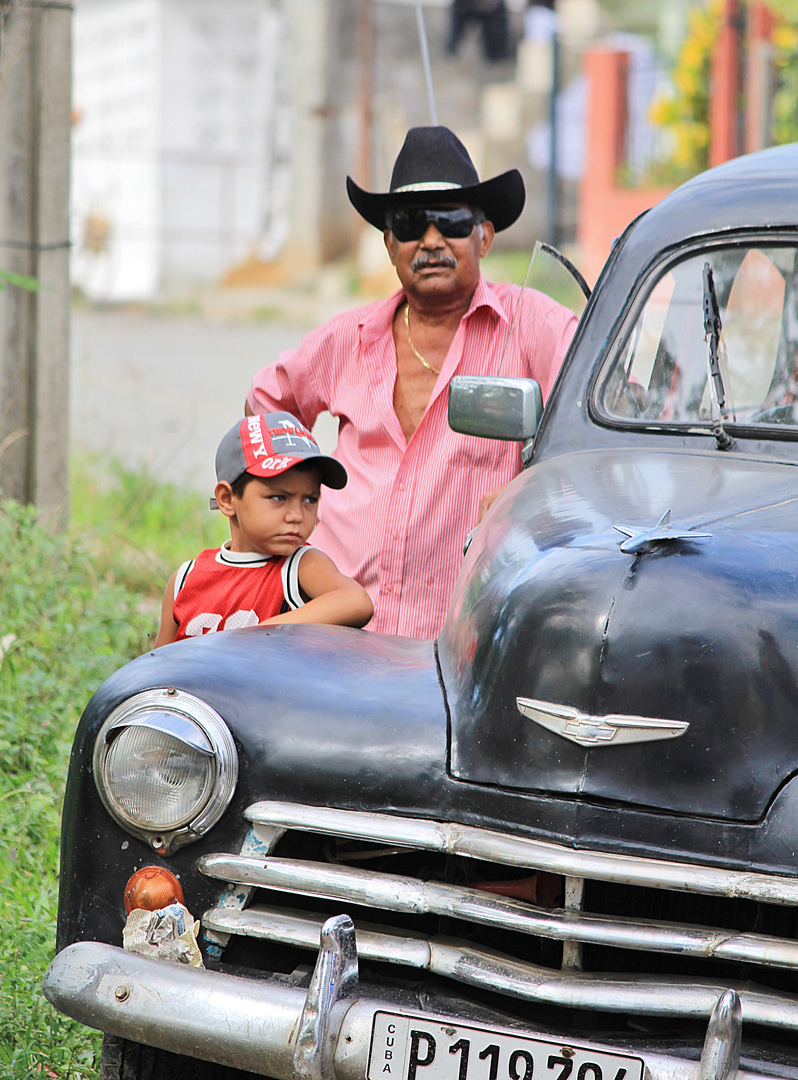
top-left (346, 126), bottom-right (525, 233)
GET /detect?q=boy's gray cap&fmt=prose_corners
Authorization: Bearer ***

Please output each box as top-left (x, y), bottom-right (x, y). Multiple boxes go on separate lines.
top-left (216, 412), bottom-right (347, 490)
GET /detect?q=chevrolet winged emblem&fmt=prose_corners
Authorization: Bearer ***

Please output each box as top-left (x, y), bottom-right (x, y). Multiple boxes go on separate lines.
top-left (516, 698), bottom-right (689, 748)
top-left (613, 510), bottom-right (711, 554)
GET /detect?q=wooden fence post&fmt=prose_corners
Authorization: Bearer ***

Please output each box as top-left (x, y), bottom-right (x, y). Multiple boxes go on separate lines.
top-left (0, 2), bottom-right (72, 527)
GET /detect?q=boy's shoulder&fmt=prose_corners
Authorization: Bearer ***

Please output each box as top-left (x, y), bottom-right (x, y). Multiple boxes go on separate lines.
top-left (175, 546), bottom-right (268, 592)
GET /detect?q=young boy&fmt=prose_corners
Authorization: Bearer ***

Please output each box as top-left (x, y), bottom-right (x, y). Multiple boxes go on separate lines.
top-left (153, 412), bottom-right (373, 647)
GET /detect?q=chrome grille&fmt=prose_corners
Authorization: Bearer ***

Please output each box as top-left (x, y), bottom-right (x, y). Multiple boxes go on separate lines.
top-left (199, 801), bottom-right (798, 1031)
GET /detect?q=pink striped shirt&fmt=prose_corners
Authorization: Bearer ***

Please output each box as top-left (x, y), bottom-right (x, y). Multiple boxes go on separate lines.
top-left (248, 276), bottom-right (577, 639)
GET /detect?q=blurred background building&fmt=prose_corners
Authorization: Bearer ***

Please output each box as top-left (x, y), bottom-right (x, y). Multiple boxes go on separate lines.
top-left (70, 0), bottom-right (682, 302)
top-left (5, 0), bottom-right (798, 511)
top-left (71, 0), bottom-right (292, 300)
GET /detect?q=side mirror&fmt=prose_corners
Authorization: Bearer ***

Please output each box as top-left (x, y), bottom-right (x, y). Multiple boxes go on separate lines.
top-left (447, 376), bottom-right (544, 442)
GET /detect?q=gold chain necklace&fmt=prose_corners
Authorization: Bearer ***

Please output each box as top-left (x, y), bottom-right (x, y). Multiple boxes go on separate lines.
top-left (404, 304), bottom-right (441, 376)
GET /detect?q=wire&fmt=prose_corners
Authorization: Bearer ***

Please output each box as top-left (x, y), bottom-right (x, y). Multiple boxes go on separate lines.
top-left (496, 242), bottom-right (539, 376)
top-left (414, 0), bottom-right (438, 126)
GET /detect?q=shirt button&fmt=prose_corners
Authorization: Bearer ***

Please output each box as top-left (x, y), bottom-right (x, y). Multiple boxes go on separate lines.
top-left (383, 584), bottom-right (393, 593)
top-left (398, 482), bottom-right (406, 491)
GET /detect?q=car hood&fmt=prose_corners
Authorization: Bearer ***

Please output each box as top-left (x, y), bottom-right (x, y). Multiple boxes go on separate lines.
top-left (439, 446), bottom-right (798, 822)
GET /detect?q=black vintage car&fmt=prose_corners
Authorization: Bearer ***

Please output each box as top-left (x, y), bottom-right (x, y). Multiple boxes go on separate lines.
top-left (46, 143), bottom-right (798, 1080)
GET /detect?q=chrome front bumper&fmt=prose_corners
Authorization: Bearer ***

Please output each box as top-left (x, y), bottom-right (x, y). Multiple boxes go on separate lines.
top-left (44, 916), bottom-right (753, 1080)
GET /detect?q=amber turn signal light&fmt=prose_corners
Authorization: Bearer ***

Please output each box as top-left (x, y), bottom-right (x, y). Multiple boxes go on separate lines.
top-left (124, 866), bottom-right (184, 914)
top-left (475, 871), bottom-right (563, 908)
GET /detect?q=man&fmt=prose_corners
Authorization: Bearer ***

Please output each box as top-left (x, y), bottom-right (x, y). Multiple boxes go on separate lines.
top-left (247, 126), bottom-right (577, 639)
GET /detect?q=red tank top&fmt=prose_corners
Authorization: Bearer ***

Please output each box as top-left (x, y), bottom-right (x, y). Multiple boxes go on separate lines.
top-left (172, 544), bottom-right (309, 640)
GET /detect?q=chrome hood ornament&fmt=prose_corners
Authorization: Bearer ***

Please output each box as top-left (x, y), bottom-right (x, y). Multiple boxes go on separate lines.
top-left (517, 698), bottom-right (690, 748)
top-left (613, 509), bottom-right (712, 555)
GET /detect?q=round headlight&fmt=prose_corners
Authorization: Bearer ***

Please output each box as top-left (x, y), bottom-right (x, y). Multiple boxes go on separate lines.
top-left (93, 688), bottom-right (238, 854)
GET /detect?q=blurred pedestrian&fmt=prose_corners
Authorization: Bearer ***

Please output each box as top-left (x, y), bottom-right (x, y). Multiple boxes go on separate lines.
top-left (448, 0), bottom-right (511, 63)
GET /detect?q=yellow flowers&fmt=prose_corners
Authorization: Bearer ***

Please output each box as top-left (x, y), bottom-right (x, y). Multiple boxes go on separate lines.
top-left (649, 1), bottom-right (798, 181)
top-left (772, 24), bottom-right (798, 51)
top-left (767, 0), bottom-right (798, 21)
top-left (771, 5), bottom-right (798, 144)
top-left (648, 0), bottom-right (722, 181)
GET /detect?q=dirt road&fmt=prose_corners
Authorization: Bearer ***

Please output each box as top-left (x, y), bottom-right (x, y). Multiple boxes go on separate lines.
top-left (70, 303), bottom-right (347, 494)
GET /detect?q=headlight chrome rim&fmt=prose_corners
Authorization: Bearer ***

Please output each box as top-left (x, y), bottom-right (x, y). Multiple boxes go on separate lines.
top-left (93, 688), bottom-right (238, 854)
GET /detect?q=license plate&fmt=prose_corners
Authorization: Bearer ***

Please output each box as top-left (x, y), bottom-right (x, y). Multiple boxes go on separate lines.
top-left (367, 1012), bottom-right (644, 1080)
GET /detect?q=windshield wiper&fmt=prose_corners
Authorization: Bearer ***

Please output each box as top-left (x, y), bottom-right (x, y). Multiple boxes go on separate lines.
top-left (702, 262), bottom-right (734, 450)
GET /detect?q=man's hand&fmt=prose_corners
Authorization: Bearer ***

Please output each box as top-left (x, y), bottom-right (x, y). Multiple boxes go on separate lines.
top-left (477, 482), bottom-right (509, 523)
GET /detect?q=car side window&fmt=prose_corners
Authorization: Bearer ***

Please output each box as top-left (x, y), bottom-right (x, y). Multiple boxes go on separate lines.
top-left (597, 244), bottom-right (798, 431)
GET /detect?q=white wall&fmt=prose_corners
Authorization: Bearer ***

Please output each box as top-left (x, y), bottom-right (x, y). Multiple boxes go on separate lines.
top-left (71, 0), bottom-right (162, 299)
top-left (71, 0), bottom-right (291, 300)
top-left (158, 0), bottom-right (288, 288)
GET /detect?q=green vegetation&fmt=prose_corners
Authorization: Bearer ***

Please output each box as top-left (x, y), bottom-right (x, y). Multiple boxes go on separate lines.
top-left (0, 270), bottom-right (40, 292)
top-left (71, 457), bottom-right (228, 599)
top-left (145, 297), bottom-right (202, 318)
top-left (648, 0), bottom-right (719, 183)
top-left (771, 18), bottom-right (798, 147)
top-left (250, 304), bottom-right (286, 322)
top-left (483, 247), bottom-right (588, 315)
top-left (482, 249), bottom-right (538, 285)
top-left (648, 1), bottom-right (798, 185)
top-left (0, 464), bottom-right (225, 1078)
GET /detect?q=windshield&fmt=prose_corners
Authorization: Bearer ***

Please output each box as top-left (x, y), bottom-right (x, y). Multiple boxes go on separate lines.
top-left (522, 241), bottom-right (590, 317)
top-left (595, 242), bottom-right (798, 433)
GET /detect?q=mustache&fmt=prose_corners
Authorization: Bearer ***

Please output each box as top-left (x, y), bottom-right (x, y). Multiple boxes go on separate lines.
top-left (411, 251), bottom-right (457, 273)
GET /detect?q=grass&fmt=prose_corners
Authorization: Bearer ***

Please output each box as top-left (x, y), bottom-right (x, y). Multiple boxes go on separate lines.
top-left (482, 248), bottom-right (538, 284)
top-left (70, 457), bottom-right (228, 601)
top-left (0, 463), bottom-right (226, 1078)
top-left (482, 246), bottom-right (588, 315)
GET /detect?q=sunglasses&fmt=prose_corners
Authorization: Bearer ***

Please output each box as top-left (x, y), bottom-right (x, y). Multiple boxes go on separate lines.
top-left (389, 206), bottom-right (481, 243)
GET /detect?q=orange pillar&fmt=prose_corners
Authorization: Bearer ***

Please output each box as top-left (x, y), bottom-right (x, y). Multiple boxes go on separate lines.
top-left (581, 48), bottom-right (628, 191)
top-left (709, 0), bottom-right (742, 167)
top-left (577, 47), bottom-right (672, 285)
top-left (578, 49), bottom-right (628, 282)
